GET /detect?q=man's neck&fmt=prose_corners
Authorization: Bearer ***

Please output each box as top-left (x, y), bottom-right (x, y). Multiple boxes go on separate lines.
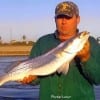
top-left (59, 32), bottom-right (78, 42)
top-left (56, 29), bottom-right (79, 42)
top-left (58, 34), bottom-right (75, 41)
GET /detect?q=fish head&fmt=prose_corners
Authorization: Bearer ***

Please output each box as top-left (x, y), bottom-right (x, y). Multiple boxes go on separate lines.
top-left (78, 31), bottom-right (89, 40)
top-left (64, 31), bottom-right (89, 53)
top-left (77, 31), bottom-right (89, 48)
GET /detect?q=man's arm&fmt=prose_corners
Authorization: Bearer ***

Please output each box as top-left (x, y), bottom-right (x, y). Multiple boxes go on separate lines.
top-left (77, 36), bottom-right (100, 85)
top-left (77, 40), bottom-right (90, 62)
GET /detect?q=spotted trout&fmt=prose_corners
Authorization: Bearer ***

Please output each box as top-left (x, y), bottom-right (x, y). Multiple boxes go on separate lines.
top-left (0, 31), bottom-right (89, 86)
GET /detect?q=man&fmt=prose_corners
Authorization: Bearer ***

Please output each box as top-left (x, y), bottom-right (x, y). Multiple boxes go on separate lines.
top-left (21, 1), bottom-right (100, 100)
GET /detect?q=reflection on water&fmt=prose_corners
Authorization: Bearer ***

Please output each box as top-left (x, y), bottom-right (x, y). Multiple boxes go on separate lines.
top-left (0, 97), bottom-right (38, 100)
top-left (0, 56), bottom-right (100, 100)
top-left (0, 56), bottom-right (39, 100)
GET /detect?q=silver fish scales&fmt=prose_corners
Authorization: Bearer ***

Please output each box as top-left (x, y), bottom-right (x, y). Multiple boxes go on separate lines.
top-left (0, 31), bottom-right (89, 86)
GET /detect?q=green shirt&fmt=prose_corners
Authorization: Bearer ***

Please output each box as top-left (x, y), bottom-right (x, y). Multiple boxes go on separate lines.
top-left (30, 32), bottom-right (100, 100)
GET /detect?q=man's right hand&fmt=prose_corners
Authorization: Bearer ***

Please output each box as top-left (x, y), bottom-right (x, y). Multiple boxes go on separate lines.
top-left (20, 75), bottom-right (37, 84)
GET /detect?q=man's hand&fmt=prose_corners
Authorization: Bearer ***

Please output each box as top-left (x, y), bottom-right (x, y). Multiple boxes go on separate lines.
top-left (76, 40), bottom-right (90, 62)
top-left (20, 75), bottom-right (37, 84)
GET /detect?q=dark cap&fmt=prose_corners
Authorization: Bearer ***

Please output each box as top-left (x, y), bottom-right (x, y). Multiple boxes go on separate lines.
top-left (55, 1), bottom-right (79, 18)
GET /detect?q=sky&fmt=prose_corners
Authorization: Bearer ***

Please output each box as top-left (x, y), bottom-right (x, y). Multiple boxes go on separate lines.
top-left (0, 0), bottom-right (100, 42)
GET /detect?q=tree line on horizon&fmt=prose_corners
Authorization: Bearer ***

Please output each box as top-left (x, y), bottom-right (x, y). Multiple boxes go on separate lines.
top-left (0, 35), bottom-right (35, 45)
top-left (0, 41), bottom-right (35, 46)
top-left (0, 35), bottom-right (100, 45)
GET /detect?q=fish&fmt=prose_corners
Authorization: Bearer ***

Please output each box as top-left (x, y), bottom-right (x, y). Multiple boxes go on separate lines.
top-left (0, 31), bottom-right (89, 86)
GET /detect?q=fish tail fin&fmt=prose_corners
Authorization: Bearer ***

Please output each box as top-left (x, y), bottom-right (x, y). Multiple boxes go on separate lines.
top-left (0, 76), bottom-right (4, 86)
top-left (57, 63), bottom-right (69, 75)
top-left (0, 75), bottom-right (8, 86)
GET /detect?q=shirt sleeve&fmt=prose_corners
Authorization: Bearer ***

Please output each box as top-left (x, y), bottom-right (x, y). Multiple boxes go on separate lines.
top-left (81, 37), bottom-right (100, 85)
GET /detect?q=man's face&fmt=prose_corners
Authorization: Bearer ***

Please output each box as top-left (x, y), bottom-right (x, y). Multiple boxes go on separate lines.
top-left (55, 14), bottom-right (80, 36)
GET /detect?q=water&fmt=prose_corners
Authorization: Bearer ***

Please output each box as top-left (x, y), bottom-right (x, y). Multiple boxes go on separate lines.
top-left (0, 56), bottom-right (39, 100)
top-left (0, 56), bottom-right (100, 100)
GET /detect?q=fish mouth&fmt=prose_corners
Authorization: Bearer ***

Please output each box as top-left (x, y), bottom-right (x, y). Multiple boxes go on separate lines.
top-left (79, 31), bottom-right (89, 39)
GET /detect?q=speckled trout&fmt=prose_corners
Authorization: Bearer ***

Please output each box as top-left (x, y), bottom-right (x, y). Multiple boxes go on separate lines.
top-left (0, 31), bottom-right (89, 86)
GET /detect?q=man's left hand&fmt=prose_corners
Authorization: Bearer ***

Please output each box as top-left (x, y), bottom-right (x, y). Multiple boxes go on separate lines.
top-left (76, 40), bottom-right (90, 62)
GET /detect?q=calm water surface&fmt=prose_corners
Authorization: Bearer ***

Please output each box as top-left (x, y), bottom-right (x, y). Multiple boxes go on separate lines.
top-left (0, 56), bottom-right (100, 100)
top-left (0, 56), bottom-right (39, 100)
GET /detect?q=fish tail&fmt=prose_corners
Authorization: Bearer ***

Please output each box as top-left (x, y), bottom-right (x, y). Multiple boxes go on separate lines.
top-left (0, 75), bottom-right (8, 86)
top-left (0, 76), bottom-right (4, 86)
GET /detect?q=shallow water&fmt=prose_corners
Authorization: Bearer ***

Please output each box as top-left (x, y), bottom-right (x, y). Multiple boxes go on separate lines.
top-left (0, 56), bottom-right (100, 100)
top-left (0, 56), bottom-right (39, 100)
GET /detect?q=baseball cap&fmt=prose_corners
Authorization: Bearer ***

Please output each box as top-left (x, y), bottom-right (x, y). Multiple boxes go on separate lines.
top-left (55, 1), bottom-right (79, 18)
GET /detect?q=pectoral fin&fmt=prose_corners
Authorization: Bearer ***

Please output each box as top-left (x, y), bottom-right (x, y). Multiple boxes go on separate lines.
top-left (57, 63), bottom-right (69, 75)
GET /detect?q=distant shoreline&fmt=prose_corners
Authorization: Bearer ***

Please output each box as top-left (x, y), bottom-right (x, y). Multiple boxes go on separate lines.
top-left (0, 45), bottom-right (32, 56)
